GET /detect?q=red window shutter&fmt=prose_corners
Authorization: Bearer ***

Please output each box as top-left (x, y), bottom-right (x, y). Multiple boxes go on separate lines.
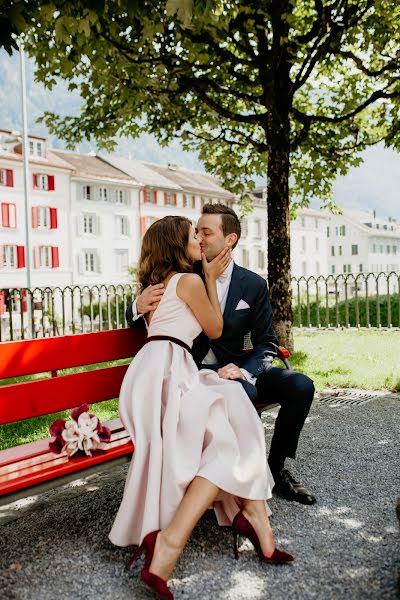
top-left (140, 216), bottom-right (147, 236)
top-left (50, 207), bottom-right (58, 229)
top-left (0, 291), bottom-right (5, 315)
top-left (32, 206), bottom-right (39, 228)
top-left (17, 246), bottom-right (25, 268)
top-left (6, 169), bottom-right (13, 187)
top-left (48, 175), bottom-right (55, 191)
top-left (21, 289), bottom-right (27, 312)
top-left (51, 246), bottom-right (60, 268)
top-left (1, 203), bottom-right (9, 227)
top-left (143, 189), bottom-right (147, 203)
top-left (164, 192), bottom-right (168, 205)
top-left (33, 174), bottom-right (38, 189)
top-left (173, 193), bottom-right (177, 206)
top-left (153, 190), bottom-right (157, 203)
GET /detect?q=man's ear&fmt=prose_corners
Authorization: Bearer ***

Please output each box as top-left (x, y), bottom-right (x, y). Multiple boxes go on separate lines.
top-left (226, 233), bottom-right (238, 248)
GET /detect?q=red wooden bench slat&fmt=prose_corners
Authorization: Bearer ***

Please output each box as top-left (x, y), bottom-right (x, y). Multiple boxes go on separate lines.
top-left (0, 364), bottom-right (129, 424)
top-left (0, 439), bottom-right (134, 496)
top-left (0, 430), bottom-right (132, 481)
top-left (0, 430), bottom-right (131, 477)
top-left (0, 328), bottom-right (146, 379)
top-left (0, 418), bottom-right (126, 469)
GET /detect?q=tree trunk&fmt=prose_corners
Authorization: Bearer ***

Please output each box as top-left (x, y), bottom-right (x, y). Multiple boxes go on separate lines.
top-left (267, 119), bottom-right (293, 351)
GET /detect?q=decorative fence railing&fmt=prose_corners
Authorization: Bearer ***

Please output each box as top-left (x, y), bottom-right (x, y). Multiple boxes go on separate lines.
top-left (0, 284), bottom-right (138, 342)
top-left (1, 271), bottom-right (399, 341)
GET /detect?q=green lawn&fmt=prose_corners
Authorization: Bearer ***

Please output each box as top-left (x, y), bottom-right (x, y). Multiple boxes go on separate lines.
top-left (0, 330), bottom-right (398, 451)
top-left (291, 329), bottom-right (400, 392)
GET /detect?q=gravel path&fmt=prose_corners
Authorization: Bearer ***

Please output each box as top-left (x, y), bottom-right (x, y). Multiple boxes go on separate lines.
top-left (1, 392), bottom-right (399, 600)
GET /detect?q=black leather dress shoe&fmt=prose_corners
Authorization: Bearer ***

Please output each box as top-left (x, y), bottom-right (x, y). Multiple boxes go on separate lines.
top-left (273, 469), bottom-right (316, 505)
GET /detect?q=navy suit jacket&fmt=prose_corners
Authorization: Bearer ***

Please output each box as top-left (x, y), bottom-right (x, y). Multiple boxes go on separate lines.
top-left (126, 263), bottom-right (279, 380)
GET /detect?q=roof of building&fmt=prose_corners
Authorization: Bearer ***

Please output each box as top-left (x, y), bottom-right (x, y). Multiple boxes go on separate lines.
top-left (147, 163), bottom-right (234, 198)
top-left (0, 145), bottom-right (73, 171)
top-left (101, 156), bottom-right (176, 189)
top-left (52, 150), bottom-right (135, 184)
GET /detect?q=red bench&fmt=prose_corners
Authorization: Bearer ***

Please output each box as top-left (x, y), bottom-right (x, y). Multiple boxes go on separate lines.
top-left (0, 328), bottom-right (290, 505)
top-left (0, 328), bottom-right (147, 505)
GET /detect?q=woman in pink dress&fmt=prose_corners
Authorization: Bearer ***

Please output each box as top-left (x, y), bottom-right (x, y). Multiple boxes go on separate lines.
top-left (109, 216), bottom-right (293, 599)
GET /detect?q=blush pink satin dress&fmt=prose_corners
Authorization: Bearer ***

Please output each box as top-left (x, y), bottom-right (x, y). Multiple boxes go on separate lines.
top-left (109, 273), bottom-right (274, 547)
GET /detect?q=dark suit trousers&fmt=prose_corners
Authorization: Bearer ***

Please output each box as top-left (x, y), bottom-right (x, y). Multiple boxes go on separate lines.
top-left (238, 368), bottom-right (314, 462)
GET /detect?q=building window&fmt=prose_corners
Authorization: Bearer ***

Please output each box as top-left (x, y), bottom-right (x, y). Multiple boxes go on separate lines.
top-left (82, 185), bottom-right (92, 200)
top-left (331, 246), bottom-right (335, 257)
top-left (191, 195), bottom-right (196, 209)
top-left (339, 245), bottom-right (342, 256)
top-left (29, 140), bottom-right (43, 157)
top-left (33, 174), bottom-right (55, 191)
top-left (241, 218), bottom-right (248, 237)
top-left (302, 261), bottom-right (307, 276)
top-left (380, 245), bottom-right (383, 253)
top-left (0, 168), bottom-right (13, 187)
top-left (386, 245), bottom-right (390, 254)
top-left (182, 194), bottom-right (187, 208)
top-left (359, 264), bottom-right (363, 272)
top-left (301, 217), bottom-right (305, 227)
top-left (40, 246), bottom-right (52, 268)
top-left (351, 244), bottom-right (358, 255)
top-left (343, 264), bottom-right (351, 273)
top-left (339, 225), bottom-right (346, 236)
top-left (99, 187), bottom-right (108, 202)
top-left (373, 243), bottom-right (377, 253)
top-left (1, 203), bottom-right (16, 228)
top-left (331, 265), bottom-right (335, 274)
top-left (82, 250), bottom-right (99, 273)
top-left (257, 249), bottom-right (265, 270)
top-left (114, 189), bottom-right (127, 204)
top-left (83, 213), bottom-right (96, 235)
top-left (116, 215), bottom-right (129, 237)
top-left (327, 226), bottom-right (330, 238)
top-left (115, 250), bottom-right (129, 272)
top-left (32, 207), bottom-right (57, 229)
top-left (315, 238), bottom-right (319, 251)
top-left (242, 249), bottom-right (249, 268)
top-left (164, 192), bottom-right (177, 206)
top-left (1, 244), bottom-right (17, 267)
top-left (140, 216), bottom-right (158, 236)
top-left (315, 218), bottom-right (318, 229)
top-left (393, 246), bottom-right (397, 255)
top-left (316, 261), bottom-right (320, 275)
top-left (254, 220), bottom-right (262, 239)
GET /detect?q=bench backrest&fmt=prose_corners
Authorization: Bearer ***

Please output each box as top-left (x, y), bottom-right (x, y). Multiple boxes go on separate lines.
top-left (0, 328), bottom-right (147, 425)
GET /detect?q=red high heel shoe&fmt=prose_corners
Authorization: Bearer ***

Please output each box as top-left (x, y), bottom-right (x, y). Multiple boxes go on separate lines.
top-left (232, 511), bottom-right (294, 564)
top-left (126, 530), bottom-right (174, 600)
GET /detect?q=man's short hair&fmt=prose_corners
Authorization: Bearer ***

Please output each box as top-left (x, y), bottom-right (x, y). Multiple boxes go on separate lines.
top-left (201, 203), bottom-right (241, 248)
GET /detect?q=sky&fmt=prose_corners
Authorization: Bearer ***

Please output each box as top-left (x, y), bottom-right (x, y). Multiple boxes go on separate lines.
top-left (1, 49), bottom-right (399, 220)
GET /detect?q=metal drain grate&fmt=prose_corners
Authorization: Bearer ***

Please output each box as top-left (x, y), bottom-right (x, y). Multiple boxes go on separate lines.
top-left (317, 389), bottom-right (379, 407)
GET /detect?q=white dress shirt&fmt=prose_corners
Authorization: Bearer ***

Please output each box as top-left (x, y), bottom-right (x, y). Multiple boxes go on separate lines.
top-left (130, 260), bottom-right (256, 384)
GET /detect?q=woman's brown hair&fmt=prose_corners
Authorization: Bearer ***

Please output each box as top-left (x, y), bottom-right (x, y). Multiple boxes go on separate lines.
top-left (138, 216), bottom-right (194, 289)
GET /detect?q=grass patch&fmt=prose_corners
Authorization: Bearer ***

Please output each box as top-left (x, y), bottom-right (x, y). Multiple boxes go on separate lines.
top-left (289, 329), bottom-right (400, 392)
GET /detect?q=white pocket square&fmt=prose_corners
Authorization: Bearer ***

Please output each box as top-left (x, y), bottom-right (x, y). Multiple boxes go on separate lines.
top-left (235, 299), bottom-right (250, 310)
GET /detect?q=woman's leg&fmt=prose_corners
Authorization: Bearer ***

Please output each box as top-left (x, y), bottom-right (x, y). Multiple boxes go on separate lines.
top-left (149, 476), bottom-right (220, 581)
top-left (241, 499), bottom-right (276, 557)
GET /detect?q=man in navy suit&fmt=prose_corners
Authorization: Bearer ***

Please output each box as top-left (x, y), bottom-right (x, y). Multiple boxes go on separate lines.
top-left (128, 204), bottom-right (316, 505)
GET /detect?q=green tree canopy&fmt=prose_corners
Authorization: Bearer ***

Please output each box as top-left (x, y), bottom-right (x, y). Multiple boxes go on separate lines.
top-left (4, 0), bottom-right (399, 346)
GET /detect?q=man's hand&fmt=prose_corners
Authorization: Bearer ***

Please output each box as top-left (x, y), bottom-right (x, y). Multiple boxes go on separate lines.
top-left (217, 363), bottom-right (246, 380)
top-left (136, 283), bottom-right (165, 315)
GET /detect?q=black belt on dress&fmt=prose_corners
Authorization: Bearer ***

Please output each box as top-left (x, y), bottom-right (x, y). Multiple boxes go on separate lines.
top-left (145, 335), bottom-right (192, 355)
